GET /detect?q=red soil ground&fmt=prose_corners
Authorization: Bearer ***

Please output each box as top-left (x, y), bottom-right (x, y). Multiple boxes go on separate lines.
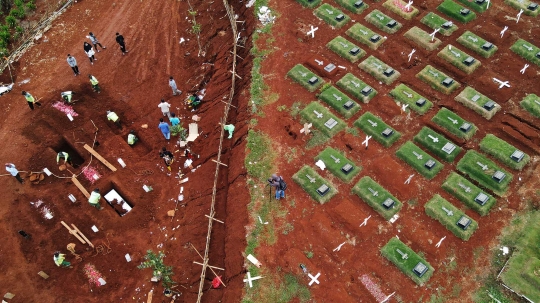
top-left (251, 0), bottom-right (540, 302)
top-left (0, 0), bottom-right (253, 302)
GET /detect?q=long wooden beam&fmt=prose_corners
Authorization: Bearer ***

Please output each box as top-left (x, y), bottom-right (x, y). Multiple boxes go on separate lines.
top-left (71, 175), bottom-right (90, 198)
top-left (83, 144), bottom-right (117, 172)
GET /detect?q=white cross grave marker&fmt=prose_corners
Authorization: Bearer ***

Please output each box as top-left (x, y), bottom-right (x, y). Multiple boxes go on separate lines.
top-left (493, 78), bottom-right (510, 89)
top-left (376, 14), bottom-right (385, 21)
top-left (458, 182), bottom-right (471, 193)
top-left (516, 9), bottom-right (524, 23)
top-left (435, 236), bottom-right (446, 248)
top-left (407, 48), bottom-right (416, 62)
top-left (441, 206), bottom-right (454, 216)
top-left (359, 29), bottom-right (368, 35)
top-left (401, 104), bottom-right (409, 112)
top-left (332, 94), bottom-right (342, 101)
top-left (500, 26), bottom-right (508, 38)
top-left (381, 292), bottom-right (396, 303)
top-left (333, 242), bottom-right (346, 252)
top-left (428, 69), bottom-right (439, 77)
top-left (300, 123), bottom-right (312, 134)
top-left (315, 59), bottom-right (324, 66)
top-left (404, 174), bottom-right (415, 184)
top-left (428, 135), bottom-right (439, 143)
top-left (477, 161), bottom-right (488, 171)
top-left (306, 174), bottom-right (316, 183)
top-left (362, 135), bottom-right (372, 149)
top-left (243, 272), bottom-right (263, 288)
top-left (368, 187), bottom-right (379, 196)
top-left (307, 26), bottom-right (318, 38)
top-left (447, 117), bottom-right (458, 124)
top-left (359, 215), bottom-right (371, 227)
top-left (351, 80), bottom-right (361, 88)
top-left (405, 0), bottom-right (413, 11)
top-left (367, 119), bottom-right (378, 127)
top-left (403, 90), bottom-right (413, 98)
top-left (313, 110), bottom-right (323, 118)
top-left (486, 0), bottom-right (491, 9)
top-left (308, 272), bottom-right (321, 286)
top-left (429, 28), bottom-right (440, 42)
top-left (412, 151), bottom-right (423, 160)
top-left (467, 35), bottom-right (478, 43)
top-left (520, 64), bottom-right (529, 74)
top-left (330, 155), bottom-right (341, 163)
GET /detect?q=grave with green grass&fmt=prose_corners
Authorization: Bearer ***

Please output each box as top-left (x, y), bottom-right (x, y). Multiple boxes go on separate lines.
top-left (456, 31), bottom-right (498, 58)
top-left (315, 147), bottom-right (361, 183)
top-left (432, 108), bottom-right (477, 140)
top-left (457, 150), bottom-right (513, 196)
top-left (336, 73), bottom-right (377, 103)
top-left (442, 172), bottom-right (497, 216)
top-left (354, 112), bottom-right (401, 147)
top-left (295, 0), bottom-right (322, 8)
top-left (425, 194), bottom-right (479, 241)
top-left (314, 3), bottom-right (351, 28)
top-left (504, 0), bottom-right (540, 16)
top-left (421, 12), bottom-right (459, 36)
top-left (327, 36), bottom-right (366, 63)
top-left (335, 0), bottom-right (369, 14)
top-left (438, 44), bottom-right (481, 74)
top-left (413, 127), bottom-right (462, 162)
top-left (510, 38), bottom-right (540, 67)
top-left (480, 134), bottom-right (530, 170)
top-left (382, 0), bottom-right (420, 20)
top-left (520, 93), bottom-right (540, 118)
top-left (346, 23), bottom-right (385, 50)
top-left (389, 84), bottom-right (433, 115)
top-left (381, 237), bottom-right (434, 286)
top-left (437, 0), bottom-right (477, 23)
top-left (352, 176), bottom-right (402, 220)
top-left (455, 86), bottom-right (500, 120)
top-left (300, 101), bottom-right (347, 138)
top-left (404, 26), bottom-right (442, 51)
top-left (416, 65), bottom-right (460, 95)
top-left (396, 141), bottom-right (444, 179)
top-left (287, 64), bottom-right (324, 92)
top-left (317, 86), bottom-right (361, 119)
top-left (365, 9), bottom-right (402, 34)
top-left (293, 165), bottom-right (338, 204)
top-left (359, 55), bottom-right (400, 85)
top-left (456, 0), bottom-right (489, 12)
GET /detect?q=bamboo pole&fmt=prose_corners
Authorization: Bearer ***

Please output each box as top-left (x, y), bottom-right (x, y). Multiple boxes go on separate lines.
top-left (71, 224), bottom-right (94, 248)
top-left (61, 221), bottom-right (86, 244)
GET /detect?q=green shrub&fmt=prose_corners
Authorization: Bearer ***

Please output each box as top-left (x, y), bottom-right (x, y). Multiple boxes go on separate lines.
top-left (10, 7), bottom-right (25, 19)
top-left (314, 3), bottom-right (351, 28)
top-left (382, 0), bottom-right (419, 20)
top-left (510, 38), bottom-right (540, 67)
top-left (416, 65), bottom-right (460, 95)
top-left (138, 250), bottom-right (176, 289)
top-left (0, 27), bottom-right (11, 45)
top-left (437, 0), bottom-right (477, 23)
top-left (413, 127), bottom-right (462, 162)
top-left (26, 2), bottom-right (37, 10)
top-left (389, 84), bottom-right (433, 115)
top-left (420, 12), bottom-right (458, 36)
top-left (403, 26), bottom-right (442, 51)
top-left (364, 9), bottom-right (402, 34)
top-left (335, 0), bottom-right (369, 13)
top-left (431, 107), bottom-right (477, 140)
top-left (358, 55), bottom-right (400, 85)
top-left (479, 134), bottom-right (530, 170)
top-left (454, 86), bottom-right (500, 120)
top-left (352, 176), bottom-right (402, 220)
top-left (456, 31), bottom-right (498, 58)
top-left (354, 112), bottom-right (401, 147)
top-left (336, 73), bottom-right (377, 103)
top-left (395, 141), bottom-right (444, 180)
top-left (300, 101), bottom-right (346, 138)
top-left (504, 0), bottom-right (540, 16)
top-left (317, 85), bottom-right (361, 119)
top-left (381, 237), bottom-right (434, 285)
top-left (292, 165), bottom-right (337, 204)
top-left (345, 23), bottom-right (385, 50)
top-left (424, 194), bottom-right (479, 241)
top-left (245, 130), bottom-right (275, 181)
top-left (437, 44), bottom-right (481, 74)
top-left (519, 93), bottom-right (540, 118)
top-left (456, 150), bottom-right (513, 196)
top-left (315, 147), bottom-right (361, 183)
top-left (286, 64), bottom-right (324, 92)
top-left (442, 172), bottom-right (497, 216)
top-left (6, 15), bottom-right (17, 28)
top-left (327, 36), bottom-right (366, 63)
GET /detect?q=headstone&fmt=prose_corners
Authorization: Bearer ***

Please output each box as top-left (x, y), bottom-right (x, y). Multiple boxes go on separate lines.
top-left (354, 0), bottom-right (364, 7)
top-left (324, 118), bottom-right (338, 129)
top-left (416, 98), bottom-right (426, 107)
top-left (442, 78), bottom-right (454, 87)
top-left (536, 51), bottom-right (540, 59)
top-left (482, 42), bottom-right (493, 50)
top-left (383, 68), bottom-right (395, 77)
top-left (349, 47), bottom-right (360, 55)
top-left (442, 21), bottom-right (453, 29)
top-left (474, 193), bottom-right (489, 206)
top-left (492, 171), bottom-right (506, 183)
top-left (343, 100), bottom-right (354, 110)
top-left (316, 184), bottom-right (330, 196)
top-left (424, 159), bottom-right (436, 170)
top-left (382, 198), bottom-right (395, 209)
top-left (475, 0), bottom-right (485, 3)
top-left (361, 86), bottom-right (373, 96)
top-left (471, 95), bottom-right (480, 102)
top-left (386, 20), bottom-right (397, 28)
top-left (441, 142), bottom-right (456, 154)
top-left (459, 122), bottom-right (471, 132)
top-left (528, 2), bottom-right (538, 10)
top-left (335, 14), bottom-right (345, 21)
top-left (460, 8), bottom-right (470, 15)
top-left (341, 163), bottom-right (353, 174)
top-left (510, 150), bottom-right (524, 162)
top-left (483, 100), bottom-right (495, 111)
top-left (308, 77), bottom-right (319, 85)
top-left (324, 63), bottom-right (336, 72)
top-left (413, 262), bottom-right (428, 277)
top-left (456, 216), bottom-right (472, 230)
top-left (381, 128), bottom-right (394, 137)
top-left (370, 35), bottom-right (381, 42)
top-left (463, 57), bottom-right (475, 66)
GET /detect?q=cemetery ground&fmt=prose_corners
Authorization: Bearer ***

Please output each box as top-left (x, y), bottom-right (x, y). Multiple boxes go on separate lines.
top-left (244, 0), bottom-right (540, 302)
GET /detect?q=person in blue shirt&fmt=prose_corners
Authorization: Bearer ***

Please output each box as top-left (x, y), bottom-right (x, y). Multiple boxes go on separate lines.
top-left (158, 118), bottom-right (170, 141)
top-left (169, 113), bottom-right (180, 126)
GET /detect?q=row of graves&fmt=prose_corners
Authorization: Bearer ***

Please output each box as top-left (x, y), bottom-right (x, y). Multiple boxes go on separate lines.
top-left (285, 0), bottom-right (539, 292)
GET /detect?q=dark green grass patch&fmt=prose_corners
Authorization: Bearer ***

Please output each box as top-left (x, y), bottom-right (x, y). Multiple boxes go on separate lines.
top-left (421, 12), bottom-right (459, 36)
top-left (317, 86), bottom-right (361, 119)
top-left (456, 31), bottom-right (498, 58)
top-left (292, 165), bottom-right (338, 204)
top-left (403, 26), bottom-right (442, 51)
top-left (442, 172), bottom-right (497, 216)
top-left (382, 0), bottom-right (420, 20)
top-left (358, 55), bottom-right (400, 85)
top-left (425, 194), bottom-right (479, 241)
top-left (456, 150), bottom-right (513, 196)
top-left (286, 64), bottom-right (324, 92)
top-left (354, 112), bottom-right (401, 147)
top-left (456, 0), bottom-right (488, 12)
top-left (327, 36), bottom-right (366, 63)
top-left (381, 237), bottom-right (434, 285)
top-left (365, 9), bottom-right (402, 34)
top-left (437, 0), bottom-right (477, 23)
top-left (335, 0), bottom-right (369, 14)
top-left (504, 0), bottom-right (540, 16)
top-left (455, 86), bottom-right (501, 120)
top-left (352, 176), bottom-right (402, 220)
top-left (389, 84), bottom-right (433, 115)
top-left (315, 147), bottom-right (361, 183)
top-left (296, 0), bottom-right (322, 8)
top-left (346, 23), bottom-right (385, 50)
top-left (416, 65), bottom-right (460, 95)
top-left (300, 102), bottom-right (347, 138)
top-left (520, 93), bottom-right (540, 118)
top-left (314, 3), bottom-right (351, 28)
top-left (432, 107), bottom-right (477, 140)
top-left (437, 44), bottom-right (481, 74)
top-left (479, 134), bottom-right (530, 170)
top-left (510, 38), bottom-right (540, 67)
top-left (396, 141), bottom-right (444, 180)
top-left (336, 73), bottom-right (377, 103)
top-left (413, 127), bottom-right (462, 162)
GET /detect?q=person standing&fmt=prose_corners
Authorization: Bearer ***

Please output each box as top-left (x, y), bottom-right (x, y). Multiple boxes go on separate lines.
top-left (61, 91), bottom-right (75, 103)
top-left (83, 42), bottom-right (96, 64)
top-left (87, 32), bottom-right (106, 52)
top-left (269, 174), bottom-right (286, 200)
top-left (56, 152), bottom-right (73, 166)
top-left (66, 54), bottom-right (80, 76)
top-left (115, 33), bottom-right (128, 55)
top-left (169, 113), bottom-right (180, 126)
top-left (168, 76), bottom-right (182, 96)
top-left (187, 94), bottom-right (201, 111)
top-left (5, 163), bottom-right (23, 184)
top-left (88, 74), bottom-right (100, 93)
top-left (159, 147), bottom-right (174, 171)
top-left (127, 130), bottom-right (138, 146)
top-left (22, 91), bottom-right (41, 110)
top-left (88, 188), bottom-right (103, 210)
top-left (223, 124), bottom-right (235, 139)
top-left (53, 252), bottom-right (71, 268)
top-left (158, 99), bottom-right (171, 117)
top-left (158, 118), bottom-right (170, 141)
top-left (107, 110), bottom-right (122, 129)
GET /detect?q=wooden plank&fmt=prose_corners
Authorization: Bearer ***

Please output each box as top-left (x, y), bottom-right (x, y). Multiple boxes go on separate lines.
top-left (61, 221), bottom-right (86, 244)
top-left (193, 261), bottom-right (225, 271)
top-left (71, 176), bottom-right (90, 198)
top-left (71, 224), bottom-right (94, 248)
top-left (83, 144), bottom-right (117, 172)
